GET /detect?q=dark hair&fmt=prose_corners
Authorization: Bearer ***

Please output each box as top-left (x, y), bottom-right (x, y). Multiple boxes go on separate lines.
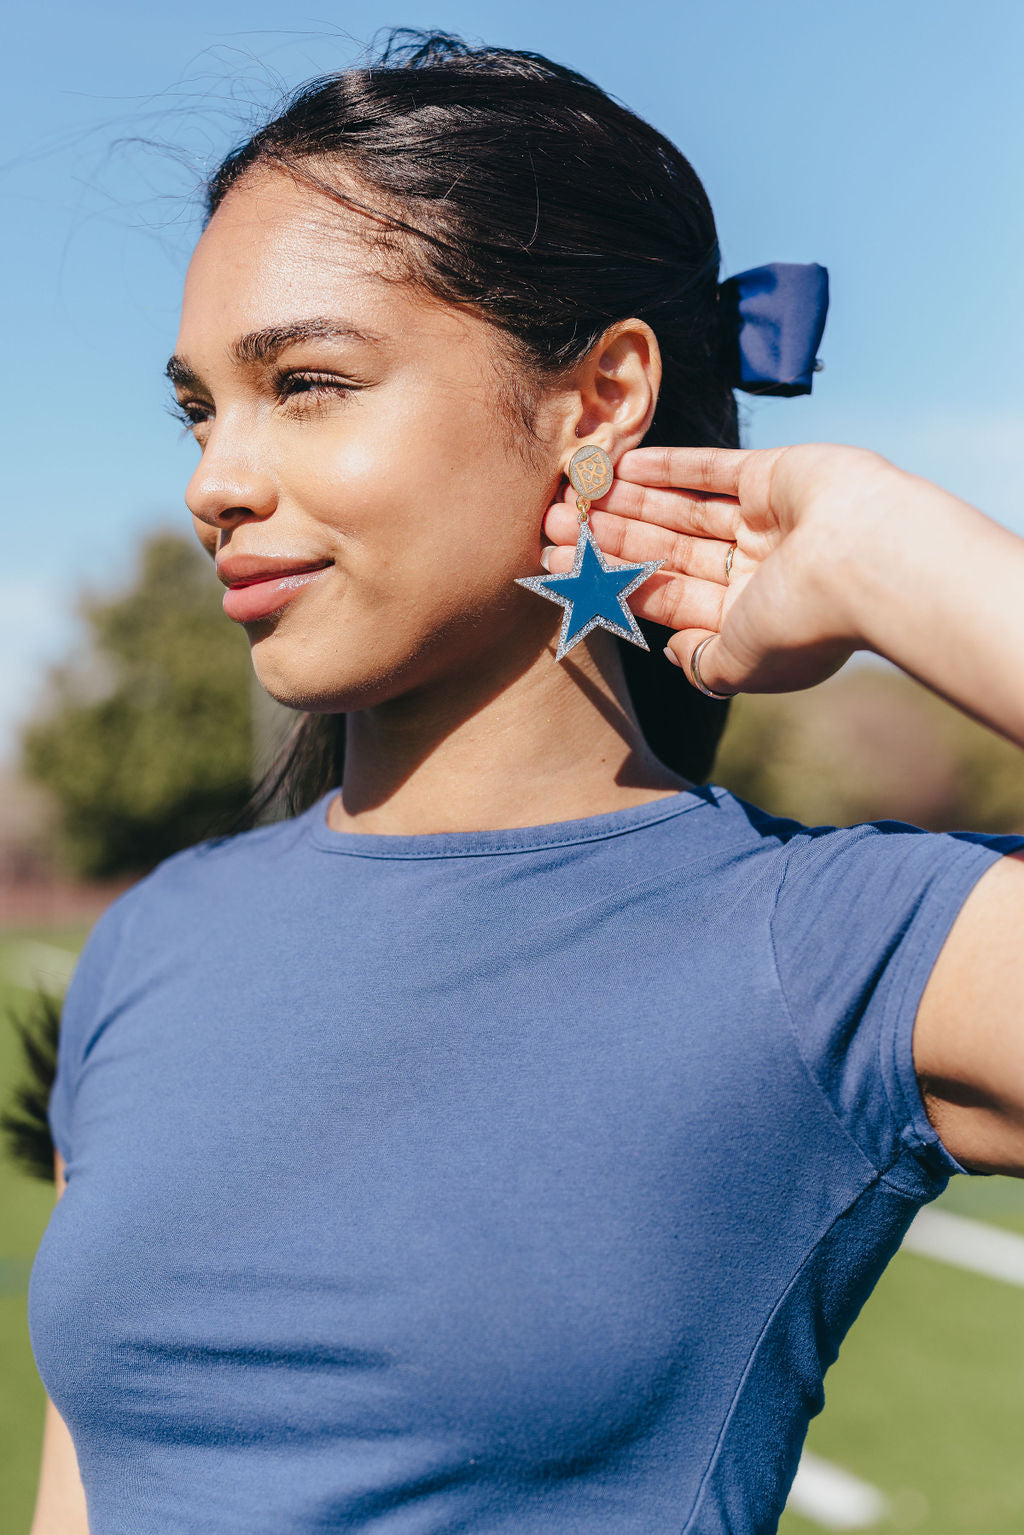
top-left (203, 29), bottom-right (738, 832)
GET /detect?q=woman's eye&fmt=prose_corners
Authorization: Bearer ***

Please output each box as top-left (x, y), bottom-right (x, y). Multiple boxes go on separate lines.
top-left (275, 371), bottom-right (357, 407)
top-left (166, 373), bottom-right (358, 441)
top-left (168, 400), bottom-right (210, 437)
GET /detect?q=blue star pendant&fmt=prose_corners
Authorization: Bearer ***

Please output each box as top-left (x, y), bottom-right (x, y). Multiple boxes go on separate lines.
top-left (515, 522), bottom-right (665, 662)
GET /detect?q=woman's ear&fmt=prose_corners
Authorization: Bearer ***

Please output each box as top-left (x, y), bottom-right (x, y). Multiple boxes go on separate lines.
top-left (564, 318), bottom-right (662, 462)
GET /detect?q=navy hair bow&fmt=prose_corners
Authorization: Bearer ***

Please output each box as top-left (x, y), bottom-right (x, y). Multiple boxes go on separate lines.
top-left (718, 262), bottom-right (829, 396)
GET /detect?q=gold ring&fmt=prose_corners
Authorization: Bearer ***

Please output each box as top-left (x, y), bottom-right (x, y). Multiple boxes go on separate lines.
top-left (724, 542), bottom-right (737, 582)
top-left (689, 635), bottom-right (734, 699)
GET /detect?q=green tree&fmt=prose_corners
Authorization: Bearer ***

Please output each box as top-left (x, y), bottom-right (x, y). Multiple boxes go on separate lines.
top-left (20, 530), bottom-right (255, 877)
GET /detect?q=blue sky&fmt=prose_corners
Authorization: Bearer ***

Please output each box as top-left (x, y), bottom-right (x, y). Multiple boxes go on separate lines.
top-left (4, 0), bottom-right (1022, 764)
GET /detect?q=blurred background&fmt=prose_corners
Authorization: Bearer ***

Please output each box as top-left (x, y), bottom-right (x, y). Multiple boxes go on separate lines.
top-left (3, 1), bottom-right (1023, 1529)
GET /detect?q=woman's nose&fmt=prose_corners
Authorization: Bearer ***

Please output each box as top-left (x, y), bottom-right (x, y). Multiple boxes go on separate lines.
top-left (185, 427), bottom-right (278, 530)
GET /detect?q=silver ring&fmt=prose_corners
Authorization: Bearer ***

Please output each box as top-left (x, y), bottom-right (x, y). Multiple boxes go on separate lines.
top-left (724, 541), bottom-right (736, 582)
top-left (689, 635), bottom-right (734, 699)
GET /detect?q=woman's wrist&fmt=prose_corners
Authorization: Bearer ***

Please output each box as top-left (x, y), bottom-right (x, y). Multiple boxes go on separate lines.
top-left (818, 457), bottom-right (1024, 747)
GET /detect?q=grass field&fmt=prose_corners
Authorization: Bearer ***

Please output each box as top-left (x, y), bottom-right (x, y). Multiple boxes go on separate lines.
top-left (2, 928), bottom-right (1023, 1533)
top-left (0, 926), bottom-right (90, 1535)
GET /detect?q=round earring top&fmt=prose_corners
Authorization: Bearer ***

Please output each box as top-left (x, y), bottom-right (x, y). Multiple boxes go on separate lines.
top-left (567, 444), bottom-right (614, 501)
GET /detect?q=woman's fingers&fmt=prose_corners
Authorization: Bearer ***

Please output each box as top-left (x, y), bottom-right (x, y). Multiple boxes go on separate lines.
top-left (563, 475), bottom-right (741, 543)
top-left (542, 501), bottom-right (738, 585)
top-left (615, 445), bottom-right (756, 498)
top-left (663, 630), bottom-right (736, 694)
top-left (629, 570), bottom-right (726, 632)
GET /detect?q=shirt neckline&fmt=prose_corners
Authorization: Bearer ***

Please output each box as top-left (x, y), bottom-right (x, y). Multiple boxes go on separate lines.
top-left (303, 782), bottom-right (725, 859)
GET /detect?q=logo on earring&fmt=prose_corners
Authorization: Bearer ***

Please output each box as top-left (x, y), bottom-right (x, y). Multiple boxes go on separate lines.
top-left (567, 444), bottom-right (614, 500)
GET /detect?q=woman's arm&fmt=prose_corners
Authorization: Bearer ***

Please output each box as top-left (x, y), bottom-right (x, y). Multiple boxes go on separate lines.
top-left (806, 456), bottom-right (1024, 749)
top-left (542, 443), bottom-right (1024, 1174)
top-left (544, 442), bottom-right (1024, 733)
top-left (30, 1150), bottom-right (90, 1535)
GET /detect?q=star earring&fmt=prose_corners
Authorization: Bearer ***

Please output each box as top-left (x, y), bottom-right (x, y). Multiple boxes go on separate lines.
top-left (515, 444), bottom-right (665, 662)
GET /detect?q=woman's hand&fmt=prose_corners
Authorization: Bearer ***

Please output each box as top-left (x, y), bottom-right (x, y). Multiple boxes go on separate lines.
top-left (542, 442), bottom-right (901, 697)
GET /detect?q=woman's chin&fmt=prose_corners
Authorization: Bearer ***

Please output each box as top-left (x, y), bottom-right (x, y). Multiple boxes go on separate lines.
top-left (248, 652), bottom-right (411, 716)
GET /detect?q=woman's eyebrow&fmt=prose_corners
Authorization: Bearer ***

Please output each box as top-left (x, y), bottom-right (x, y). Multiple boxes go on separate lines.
top-left (164, 317), bottom-right (383, 388)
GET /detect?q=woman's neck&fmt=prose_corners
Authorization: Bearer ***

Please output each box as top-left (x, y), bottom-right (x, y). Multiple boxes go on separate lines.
top-left (327, 633), bottom-right (691, 836)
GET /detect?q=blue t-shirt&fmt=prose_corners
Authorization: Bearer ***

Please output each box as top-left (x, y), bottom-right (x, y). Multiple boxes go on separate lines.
top-left (28, 783), bottom-right (1024, 1534)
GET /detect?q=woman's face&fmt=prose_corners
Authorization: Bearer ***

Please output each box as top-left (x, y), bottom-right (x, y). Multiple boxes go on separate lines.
top-left (172, 169), bottom-right (569, 712)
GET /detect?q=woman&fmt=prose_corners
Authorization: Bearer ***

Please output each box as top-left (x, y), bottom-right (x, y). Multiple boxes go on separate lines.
top-left (27, 30), bottom-right (1024, 1535)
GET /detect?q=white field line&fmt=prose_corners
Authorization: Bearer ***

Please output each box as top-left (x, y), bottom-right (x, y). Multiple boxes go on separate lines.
top-left (902, 1207), bottom-right (1024, 1286)
top-left (786, 1451), bottom-right (889, 1529)
top-left (7, 939), bottom-right (78, 994)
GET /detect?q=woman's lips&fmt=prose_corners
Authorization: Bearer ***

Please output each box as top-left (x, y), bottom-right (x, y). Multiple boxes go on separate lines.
top-left (222, 565), bottom-right (332, 623)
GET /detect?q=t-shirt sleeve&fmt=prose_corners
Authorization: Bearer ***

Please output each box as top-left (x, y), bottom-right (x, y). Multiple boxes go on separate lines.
top-left (48, 891), bottom-right (135, 1169)
top-left (769, 819), bottom-right (1024, 1197)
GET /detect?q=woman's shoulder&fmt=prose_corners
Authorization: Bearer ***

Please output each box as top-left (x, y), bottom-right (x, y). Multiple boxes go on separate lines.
top-left (79, 806), bottom-right (319, 954)
top-left (705, 781), bottom-right (1024, 866)
top-left (684, 785), bottom-right (1024, 948)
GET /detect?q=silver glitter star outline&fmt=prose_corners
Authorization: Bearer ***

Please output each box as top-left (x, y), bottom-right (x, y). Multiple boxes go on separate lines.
top-left (515, 521), bottom-right (665, 662)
